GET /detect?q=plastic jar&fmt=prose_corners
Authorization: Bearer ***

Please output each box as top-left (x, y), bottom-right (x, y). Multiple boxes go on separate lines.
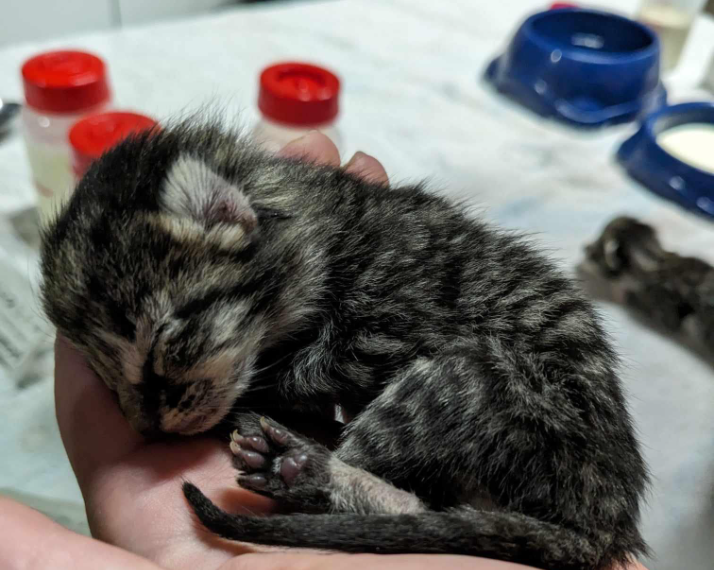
top-left (703, 50), bottom-right (714, 94)
top-left (636, 0), bottom-right (707, 71)
top-left (21, 50), bottom-right (112, 221)
top-left (69, 111), bottom-right (157, 181)
top-left (252, 62), bottom-right (342, 153)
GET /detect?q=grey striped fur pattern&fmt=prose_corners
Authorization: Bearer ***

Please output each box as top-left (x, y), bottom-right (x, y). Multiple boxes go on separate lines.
top-left (41, 120), bottom-right (648, 570)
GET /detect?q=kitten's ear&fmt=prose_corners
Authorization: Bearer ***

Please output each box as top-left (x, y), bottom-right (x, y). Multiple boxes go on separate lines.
top-left (162, 155), bottom-right (257, 234)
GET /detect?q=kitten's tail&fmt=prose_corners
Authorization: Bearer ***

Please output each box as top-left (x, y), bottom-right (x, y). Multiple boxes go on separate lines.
top-left (183, 483), bottom-right (641, 570)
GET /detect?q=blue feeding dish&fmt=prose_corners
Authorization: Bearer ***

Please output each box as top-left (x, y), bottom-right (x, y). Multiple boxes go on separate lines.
top-left (617, 102), bottom-right (714, 220)
top-left (485, 7), bottom-right (666, 128)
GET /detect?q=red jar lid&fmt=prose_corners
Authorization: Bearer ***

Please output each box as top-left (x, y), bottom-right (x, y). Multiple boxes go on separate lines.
top-left (258, 62), bottom-right (340, 126)
top-left (69, 111), bottom-right (157, 177)
top-left (22, 50), bottom-right (111, 113)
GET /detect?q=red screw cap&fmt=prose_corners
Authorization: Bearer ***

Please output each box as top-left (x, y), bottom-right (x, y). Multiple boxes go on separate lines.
top-left (22, 50), bottom-right (111, 113)
top-left (69, 111), bottom-right (157, 177)
top-left (258, 62), bottom-right (340, 126)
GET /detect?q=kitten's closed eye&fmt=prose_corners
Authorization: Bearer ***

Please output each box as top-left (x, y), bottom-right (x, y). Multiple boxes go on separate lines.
top-left (255, 207), bottom-right (292, 221)
top-left (110, 308), bottom-right (137, 340)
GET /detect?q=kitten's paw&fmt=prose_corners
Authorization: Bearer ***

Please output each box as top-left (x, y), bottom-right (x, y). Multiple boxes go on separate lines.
top-left (229, 414), bottom-right (331, 511)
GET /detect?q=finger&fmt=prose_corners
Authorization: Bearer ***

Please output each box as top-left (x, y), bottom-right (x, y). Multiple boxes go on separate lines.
top-left (222, 552), bottom-right (532, 570)
top-left (54, 335), bottom-right (143, 490)
top-left (344, 151), bottom-right (389, 185)
top-left (0, 496), bottom-right (161, 570)
top-left (277, 131), bottom-right (341, 166)
top-left (222, 553), bottom-right (648, 570)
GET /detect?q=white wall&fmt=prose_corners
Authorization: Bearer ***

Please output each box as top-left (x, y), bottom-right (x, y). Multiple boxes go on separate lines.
top-left (118, 0), bottom-right (235, 25)
top-left (0, 0), bottom-right (115, 47)
top-left (0, 0), bottom-right (239, 48)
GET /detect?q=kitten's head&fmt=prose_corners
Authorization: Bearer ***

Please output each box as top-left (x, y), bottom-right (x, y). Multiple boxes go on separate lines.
top-left (41, 124), bottom-right (284, 436)
top-left (582, 216), bottom-right (659, 278)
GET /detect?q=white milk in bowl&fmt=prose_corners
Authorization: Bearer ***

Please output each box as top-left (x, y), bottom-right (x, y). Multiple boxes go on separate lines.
top-left (656, 123), bottom-right (714, 174)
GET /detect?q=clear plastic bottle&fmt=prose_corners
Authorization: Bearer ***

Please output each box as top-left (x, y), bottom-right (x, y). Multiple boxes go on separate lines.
top-left (252, 62), bottom-right (342, 153)
top-left (20, 50), bottom-right (112, 223)
top-left (636, 0), bottom-right (707, 71)
top-left (703, 50), bottom-right (714, 94)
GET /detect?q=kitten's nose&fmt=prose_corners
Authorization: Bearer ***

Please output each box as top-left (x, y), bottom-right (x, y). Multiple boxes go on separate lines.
top-left (116, 394), bottom-right (162, 438)
top-left (124, 411), bottom-right (162, 439)
top-left (137, 423), bottom-right (163, 439)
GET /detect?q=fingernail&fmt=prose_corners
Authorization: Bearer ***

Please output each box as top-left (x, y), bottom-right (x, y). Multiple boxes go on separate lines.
top-left (344, 151), bottom-right (370, 170)
top-left (284, 130), bottom-right (321, 147)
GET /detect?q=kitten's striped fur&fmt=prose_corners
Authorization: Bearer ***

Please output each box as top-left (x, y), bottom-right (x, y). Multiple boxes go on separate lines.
top-left (41, 120), bottom-right (648, 570)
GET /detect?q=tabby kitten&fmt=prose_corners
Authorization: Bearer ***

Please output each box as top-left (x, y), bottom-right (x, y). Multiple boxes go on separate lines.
top-left (582, 215), bottom-right (714, 354)
top-left (41, 120), bottom-right (648, 570)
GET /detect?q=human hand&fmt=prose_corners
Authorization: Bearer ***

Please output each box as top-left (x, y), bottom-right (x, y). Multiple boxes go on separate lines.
top-left (0, 133), bottom-right (648, 570)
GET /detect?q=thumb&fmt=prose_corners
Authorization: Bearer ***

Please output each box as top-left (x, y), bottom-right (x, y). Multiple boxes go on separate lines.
top-left (54, 335), bottom-right (143, 490)
top-left (0, 496), bottom-right (162, 570)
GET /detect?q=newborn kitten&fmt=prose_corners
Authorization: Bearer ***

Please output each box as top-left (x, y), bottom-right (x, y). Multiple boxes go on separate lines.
top-left (581, 216), bottom-right (714, 353)
top-left (41, 120), bottom-right (648, 570)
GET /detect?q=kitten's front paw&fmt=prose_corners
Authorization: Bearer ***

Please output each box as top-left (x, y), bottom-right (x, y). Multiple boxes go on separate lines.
top-left (229, 414), bottom-right (332, 512)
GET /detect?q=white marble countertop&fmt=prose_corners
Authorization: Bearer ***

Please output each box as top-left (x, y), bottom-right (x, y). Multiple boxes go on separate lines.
top-left (1, 1), bottom-right (714, 569)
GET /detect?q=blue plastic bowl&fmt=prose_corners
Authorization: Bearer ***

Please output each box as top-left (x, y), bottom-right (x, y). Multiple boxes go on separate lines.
top-left (617, 102), bottom-right (714, 219)
top-left (485, 8), bottom-right (666, 128)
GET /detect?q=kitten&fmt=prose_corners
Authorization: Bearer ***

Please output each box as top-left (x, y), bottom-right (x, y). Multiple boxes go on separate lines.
top-left (41, 120), bottom-right (648, 570)
top-left (581, 215), bottom-right (714, 354)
